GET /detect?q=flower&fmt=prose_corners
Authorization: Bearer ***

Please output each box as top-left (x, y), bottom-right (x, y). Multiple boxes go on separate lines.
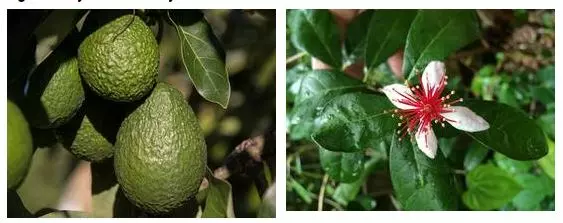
top-left (380, 61), bottom-right (490, 159)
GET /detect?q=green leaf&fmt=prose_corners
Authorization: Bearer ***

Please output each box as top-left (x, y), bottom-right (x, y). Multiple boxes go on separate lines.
top-left (493, 153), bottom-right (533, 174)
top-left (288, 70), bottom-right (364, 140)
top-left (169, 10), bottom-right (230, 108)
top-left (462, 164), bottom-right (522, 210)
top-left (538, 137), bottom-right (555, 179)
top-left (365, 10), bottom-right (417, 72)
top-left (33, 10), bottom-right (84, 68)
top-left (202, 168), bottom-right (235, 218)
top-left (319, 146), bottom-right (364, 183)
top-left (344, 10), bottom-right (373, 64)
top-left (286, 64), bottom-right (310, 103)
top-left (257, 184), bottom-right (275, 218)
top-left (389, 134), bottom-right (459, 210)
top-left (537, 65), bottom-right (554, 89)
top-left (311, 93), bottom-right (396, 153)
top-left (511, 173), bottom-right (554, 210)
top-left (90, 184), bottom-right (120, 217)
top-left (332, 153), bottom-right (383, 205)
top-left (17, 146), bottom-right (77, 213)
top-left (530, 86), bottom-right (555, 105)
top-left (463, 142), bottom-right (489, 171)
top-left (462, 100), bottom-right (547, 160)
top-left (403, 10), bottom-right (480, 80)
top-left (537, 112), bottom-right (555, 140)
top-left (289, 9), bottom-right (342, 68)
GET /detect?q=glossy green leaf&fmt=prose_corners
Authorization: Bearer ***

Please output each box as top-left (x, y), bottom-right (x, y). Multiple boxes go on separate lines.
top-left (538, 137), bottom-right (555, 179)
top-left (344, 10), bottom-right (373, 64)
top-left (389, 134), bottom-right (459, 210)
top-left (332, 154), bottom-right (382, 205)
top-left (311, 93), bottom-right (396, 153)
top-left (169, 10), bottom-right (230, 108)
top-left (365, 10), bottom-right (417, 72)
top-left (319, 146), bottom-right (364, 183)
top-left (463, 142), bottom-right (489, 171)
top-left (286, 64), bottom-right (310, 103)
top-left (403, 10), bottom-right (480, 80)
top-left (462, 100), bottom-right (547, 160)
top-left (288, 70), bottom-right (364, 140)
top-left (289, 9), bottom-right (342, 68)
top-left (202, 168), bottom-right (235, 218)
top-left (511, 173), bottom-right (554, 210)
top-left (493, 153), bottom-right (533, 174)
top-left (462, 164), bottom-right (522, 210)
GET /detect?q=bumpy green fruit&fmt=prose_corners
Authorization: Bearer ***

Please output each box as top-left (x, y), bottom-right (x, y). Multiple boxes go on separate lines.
top-left (78, 15), bottom-right (159, 102)
top-left (115, 83), bottom-right (207, 214)
top-left (57, 96), bottom-right (122, 162)
top-left (8, 100), bottom-right (33, 189)
top-left (25, 53), bottom-right (84, 129)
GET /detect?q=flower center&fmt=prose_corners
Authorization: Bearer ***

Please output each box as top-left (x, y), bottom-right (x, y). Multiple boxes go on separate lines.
top-left (390, 73), bottom-right (463, 140)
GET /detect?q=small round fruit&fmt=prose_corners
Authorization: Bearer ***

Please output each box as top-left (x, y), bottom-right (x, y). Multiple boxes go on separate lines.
top-left (115, 83), bottom-right (207, 214)
top-left (78, 15), bottom-right (159, 102)
top-left (25, 53), bottom-right (84, 129)
top-left (8, 100), bottom-right (33, 189)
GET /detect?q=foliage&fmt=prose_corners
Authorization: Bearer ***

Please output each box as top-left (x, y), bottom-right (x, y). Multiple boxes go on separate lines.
top-left (8, 9), bottom-right (276, 218)
top-left (286, 9), bottom-right (554, 211)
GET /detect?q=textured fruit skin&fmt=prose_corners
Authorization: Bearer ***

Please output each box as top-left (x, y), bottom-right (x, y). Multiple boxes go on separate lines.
top-left (78, 15), bottom-right (159, 102)
top-left (25, 54), bottom-right (84, 129)
top-left (58, 95), bottom-right (124, 162)
top-left (115, 83), bottom-right (207, 214)
top-left (8, 100), bottom-right (33, 189)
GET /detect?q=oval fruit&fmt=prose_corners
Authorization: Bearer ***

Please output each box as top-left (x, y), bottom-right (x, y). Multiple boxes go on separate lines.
top-left (25, 53), bottom-right (84, 129)
top-left (115, 83), bottom-right (207, 214)
top-left (78, 15), bottom-right (159, 102)
top-left (8, 100), bottom-right (33, 189)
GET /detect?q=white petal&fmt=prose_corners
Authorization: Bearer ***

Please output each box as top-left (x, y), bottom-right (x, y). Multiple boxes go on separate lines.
top-left (415, 127), bottom-right (438, 159)
top-left (381, 84), bottom-right (417, 110)
top-left (421, 61), bottom-right (446, 96)
top-left (442, 106), bottom-right (490, 132)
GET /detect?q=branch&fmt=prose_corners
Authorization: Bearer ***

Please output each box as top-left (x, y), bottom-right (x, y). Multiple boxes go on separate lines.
top-left (200, 131), bottom-right (275, 190)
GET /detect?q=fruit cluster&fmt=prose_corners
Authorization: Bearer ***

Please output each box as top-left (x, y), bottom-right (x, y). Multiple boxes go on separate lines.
top-left (8, 14), bottom-right (207, 215)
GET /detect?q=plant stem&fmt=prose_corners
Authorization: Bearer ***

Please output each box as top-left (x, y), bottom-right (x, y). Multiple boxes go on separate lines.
top-left (317, 174), bottom-right (329, 211)
top-left (286, 52), bottom-right (307, 65)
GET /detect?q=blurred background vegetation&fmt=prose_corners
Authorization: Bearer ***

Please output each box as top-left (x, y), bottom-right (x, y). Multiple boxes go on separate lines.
top-left (8, 9), bottom-right (275, 217)
top-left (286, 9), bottom-right (554, 211)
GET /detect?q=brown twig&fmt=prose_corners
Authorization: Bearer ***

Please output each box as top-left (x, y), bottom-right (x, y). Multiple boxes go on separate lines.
top-left (200, 132), bottom-right (274, 191)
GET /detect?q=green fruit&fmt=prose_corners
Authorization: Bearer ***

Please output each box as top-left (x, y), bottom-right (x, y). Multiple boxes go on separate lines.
top-left (25, 53), bottom-right (84, 129)
top-left (57, 96), bottom-right (122, 162)
top-left (78, 15), bottom-right (159, 102)
top-left (8, 100), bottom-right (33, 189)
top-left (115, 83), bottom-right (207, 214)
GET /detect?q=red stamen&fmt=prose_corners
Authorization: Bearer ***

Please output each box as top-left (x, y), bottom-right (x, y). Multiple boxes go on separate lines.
top-left (390, 72), bottom-right (462, 140)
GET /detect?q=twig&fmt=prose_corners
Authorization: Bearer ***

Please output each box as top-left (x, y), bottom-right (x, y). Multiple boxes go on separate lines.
top-left (317, 174), bottom-right (329, 211)
top-left (200, 132), bottom-right (274, 191)
top-left (286, 52), bottom-right (307, 65)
